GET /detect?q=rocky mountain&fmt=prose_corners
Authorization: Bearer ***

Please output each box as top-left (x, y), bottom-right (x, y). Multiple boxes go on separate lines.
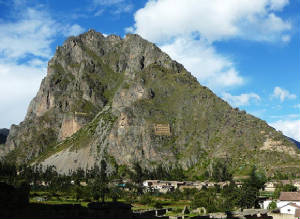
top-left (287, 137), bottom-right (300, 150)
top-left (1, 30), bottom-right (299, 177)
top-left (0, 128), bottom-right (9, 145)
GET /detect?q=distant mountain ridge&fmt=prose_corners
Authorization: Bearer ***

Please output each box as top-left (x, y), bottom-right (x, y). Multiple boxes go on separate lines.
top-left (0, 129), bottom-right (9, 144)
top-left (1, 30), bottom-right (299, 177)
top-left (287, 136), bottom-right (300, 150)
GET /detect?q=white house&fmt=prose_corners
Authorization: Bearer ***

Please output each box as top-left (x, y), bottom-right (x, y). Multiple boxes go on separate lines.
top-left (279, 203), bottom-right (300, 215)
top-left (143, 180), bottom-right (159, 187)
top-left (277, 192), bottom-right (300, 208)
top-left (264, 181), bottom-right (276, 192)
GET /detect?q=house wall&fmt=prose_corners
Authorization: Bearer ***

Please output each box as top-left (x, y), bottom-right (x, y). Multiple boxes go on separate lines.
top-left (265, 187), bottom-right (276, 192)
top-left (280, 205), bottom-right (298, 215)
top-left (269, 213), bottom-right (296, 219)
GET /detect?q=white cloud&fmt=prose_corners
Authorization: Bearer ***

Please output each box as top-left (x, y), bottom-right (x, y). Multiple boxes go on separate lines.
top-left (222, 92), bottom-right (261, 107)
top-left (127, 0), bottom-right (292, 92)
top-left (0, 61), bottom-right (46, 128)
top-left (0, 8), bottom-right (57, 59)
top-left (269, 0), bottom-right (289, 11)
top-left (92, 0), bottom-right (133, 15)
top-left (270, 119), bottom-right (300, 141)
top-left (0, 5), bottom-right (84, 128)
top-left (112, 4), bottom-right (133, 14)
top-left (125, 26), bottom-right (134, 33)
top-left (281, 34), bottom-right (291, 42)
top-left (63, 24), bottom-right (85, 37)
top-left (160, 37), bottom-right (244, 89)
top-left (272, 86), bottom-right (296, 102)
top-left (94, 9), bottom-right (104, 16)
top-left (0, 8), bottom-right (84, 60)
top-left (27, 58), bottom-right (46, 67)
top-left (132, 0), bottom-right (291, 43)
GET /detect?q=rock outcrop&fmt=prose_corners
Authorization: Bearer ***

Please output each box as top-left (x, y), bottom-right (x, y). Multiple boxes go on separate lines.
top-left (2, 30), bottom-right (300, 176)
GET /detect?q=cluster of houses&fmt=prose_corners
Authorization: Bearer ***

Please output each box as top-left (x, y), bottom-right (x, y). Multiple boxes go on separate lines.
top-left (264, 180), bottom-right (300, 192)
top-left (261, 179), bottom-right (300, 219)
top-left (142, 179), bottom-right (300, 218)
top-left (263, 192), bottom-right (300, 219)
top-left (142, 179), bottom-right (300, 194)
top-left (142, 180), bottom-right (230, 193)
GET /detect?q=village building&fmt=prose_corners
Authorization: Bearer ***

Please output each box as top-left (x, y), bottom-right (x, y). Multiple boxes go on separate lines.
top-left (264, 179), bottom-right (300, 193)
top-left (278, 203), bottom-right (300, 215)
top-left (278, 180), bottom-right (300, 191)
top-left (264, 181), bottom-right (277, 192)
top-left (178, 181), bottom-right (202, 191)
top-left (35, 180), bottom-right (49, 187)
top-left (216, 181), bottom-right (231, 188)
top-left (143, 180), bottom-right (179, 193)
top-left (142, 180), bottom-right (230, 193)
top-left (277, 192), bottom-right (300, 209)
top-left (79, 181), bottom-right (87, 187)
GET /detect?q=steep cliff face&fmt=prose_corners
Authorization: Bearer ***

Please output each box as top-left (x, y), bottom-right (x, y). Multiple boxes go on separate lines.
top-left (2, 30), bottom-right (300, 176)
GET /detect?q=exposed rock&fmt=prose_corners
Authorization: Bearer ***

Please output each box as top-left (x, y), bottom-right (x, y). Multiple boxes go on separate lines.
top-left (261, 138), bottom-right (298, 156)
top-left (1, 30), bottom-right (299, 176)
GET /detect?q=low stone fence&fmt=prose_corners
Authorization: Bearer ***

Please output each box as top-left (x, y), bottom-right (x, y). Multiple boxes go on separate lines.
top-left (133, 208), bottom-right (172, 218)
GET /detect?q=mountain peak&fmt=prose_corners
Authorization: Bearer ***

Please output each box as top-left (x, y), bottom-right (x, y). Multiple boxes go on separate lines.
top-left (1, 30), bottom-right (299, 177)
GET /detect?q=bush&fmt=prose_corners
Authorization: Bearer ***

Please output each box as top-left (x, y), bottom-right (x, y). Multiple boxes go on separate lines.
top-left (122, 191), bottom-right (137, 204)
top-left (151, 200), bottom-right (163, 209)
top-left (139, 194), bottom-right (153, 205)
top-left (268, 201), bottom-right (277, 210)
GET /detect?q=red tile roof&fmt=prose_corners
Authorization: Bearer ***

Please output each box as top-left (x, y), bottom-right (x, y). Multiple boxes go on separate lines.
top-left (279, 192), bottom-right (300, 201)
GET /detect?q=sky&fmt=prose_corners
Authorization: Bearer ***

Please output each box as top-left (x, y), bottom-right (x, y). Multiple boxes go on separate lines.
top-left (0, 0), bottom-right (299, 141)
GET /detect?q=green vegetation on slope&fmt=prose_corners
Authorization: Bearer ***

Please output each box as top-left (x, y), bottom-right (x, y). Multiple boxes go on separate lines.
top-left (34, 107), bottom-right (117, 163)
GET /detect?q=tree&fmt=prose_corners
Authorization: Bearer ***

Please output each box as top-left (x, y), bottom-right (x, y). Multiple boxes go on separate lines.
top-left (17, 181), bottom-right (30, 207)
top-left (109, 186), bottom-right (122, 202)
top-left (191, 188), bottom-right (221, 213)
top-left (211, 159), bottom-right (232, 182)
top-left (237, 185), bottom-right (257, 209)
top-left (268, 201), bottom-right (277, 210)
top-left (74, 185), bottom-right (83, 202)
top-left (131, 162), bottom-right (144, 184)
top-left (129, 162), bottom-right (145, 195)
top-left (93, 160), bottom-right (109, 203)
top-left (91, 179), bottom-right (101, 201)
top-left (237, 166), bottom-right (266, 209)
top-left (221, 182), bottom-right (240, 211)
top-left (273, 183), bottom-right (297, 199)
